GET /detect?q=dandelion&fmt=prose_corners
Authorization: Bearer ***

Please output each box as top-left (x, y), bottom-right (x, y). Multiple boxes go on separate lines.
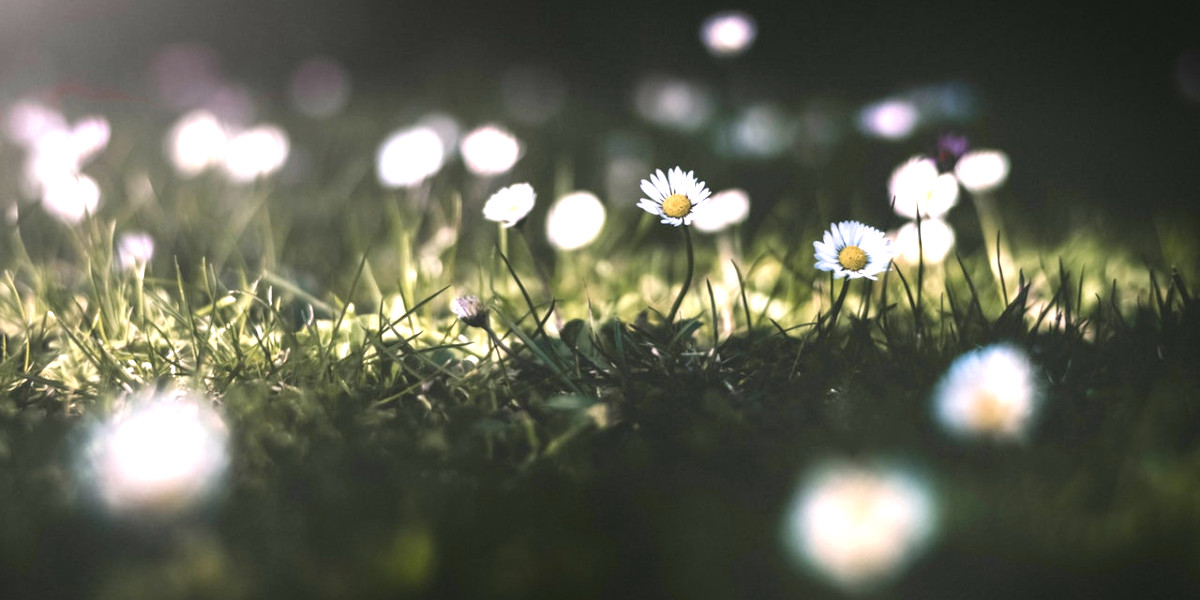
top-left (483, 183), bottom-right (536, 228)
top-left (813, 221), bottom-right (895, 280)
top-left (888, 156), bottom-right (959, 219)
top-left (783, 461), bottom-right (937, 592)
top-left (932, 343), bottom-right (1040, 440)
top-left (636, 166), bottom-right (712, 227)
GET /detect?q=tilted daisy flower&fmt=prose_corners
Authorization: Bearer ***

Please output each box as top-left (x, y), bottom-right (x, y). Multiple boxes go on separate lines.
top-left (483, 182), bottom-right (536, 228)
top-left (637, 166), bottom-right (712, 227)
top-left (813, 221), bottom-right (895, 280)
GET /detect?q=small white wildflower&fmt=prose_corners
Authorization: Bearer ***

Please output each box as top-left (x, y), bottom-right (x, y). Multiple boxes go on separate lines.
top-left (483, 183), bottom-right (536, 228)
top-left (636, 166), bottom-right (712, 227)
top-left (813, 221), bottom-right (895, 280)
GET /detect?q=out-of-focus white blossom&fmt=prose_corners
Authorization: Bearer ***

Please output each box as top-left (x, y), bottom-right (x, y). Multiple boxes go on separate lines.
top-left (546, 191), bottom-right (606, 250)
top-left (460, 125), bottom-right (521, 176)
top-left (692, 188), bottom-right (750, 233)
top-left (166, 110), bottom-right (230, 177)
top-left (84, 391), bottom-right (229, 516)
top-left (932, 343), bottom-right (1040, 440)
top-left (220, 124), bottom-right (290, 183)
top-left (41, 173), bottom-right (100, 224)
top-left (700, 11), bottom-right (757, 57)
top-left (890, 218), bottom-right (956, 265)
top-left (858, 99), bottom-right (920, 140)
top-left (954, 149), bottom-right (1011, 193)
top-left (783, 461), bottom-right (937, 591)
top-left (376, 126), bottom-right (447, 188)
top-left (118, 232), bottom-right (156, 270)
top-left (888, 156), bottom-right (959, 219)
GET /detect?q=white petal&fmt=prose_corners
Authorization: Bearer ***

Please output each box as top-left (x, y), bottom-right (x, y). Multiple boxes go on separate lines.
top-left (641, 179), bottom-right (662, 200)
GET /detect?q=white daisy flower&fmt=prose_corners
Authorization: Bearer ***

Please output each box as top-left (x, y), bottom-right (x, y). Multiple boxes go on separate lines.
top-left (813, 221), bottom-right (895, 280)
top-left (932, 343), bottom-right (1040, 440)
top-left (483, 182), bottom-right (536, 228)
top-left (636, 166), bottom-right (712, 227)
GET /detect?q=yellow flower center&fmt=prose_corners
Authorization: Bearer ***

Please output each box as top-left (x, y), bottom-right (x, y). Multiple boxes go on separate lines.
top-left (661, 194), bottom-right (692, 218)
top-left (838, 246), bottom-right (868, 271)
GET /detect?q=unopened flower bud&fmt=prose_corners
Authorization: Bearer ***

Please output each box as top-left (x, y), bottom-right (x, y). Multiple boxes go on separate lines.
top-left (451, 295), bottom-right (489, 328)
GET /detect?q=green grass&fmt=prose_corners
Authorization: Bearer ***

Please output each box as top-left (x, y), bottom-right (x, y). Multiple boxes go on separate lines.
top-left (2, 108), bottom-right (1200, 599)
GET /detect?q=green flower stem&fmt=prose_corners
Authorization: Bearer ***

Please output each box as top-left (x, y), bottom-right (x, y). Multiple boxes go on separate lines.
top-left (666, 225), bottom-right (694, 323)
top-left (516, 227), bottom-right (555, 302)
top-left (822, 274), bottom-right (852, 337)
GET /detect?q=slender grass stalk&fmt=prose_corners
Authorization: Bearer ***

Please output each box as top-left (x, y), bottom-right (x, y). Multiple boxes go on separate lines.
top-left (665, 226), bottom-right (694, 323)
top-left (972, 191), bottom-right (1014, 304)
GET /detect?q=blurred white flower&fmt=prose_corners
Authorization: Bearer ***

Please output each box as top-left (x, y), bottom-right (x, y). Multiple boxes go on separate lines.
top-left (858, 99), bottom-right (920, 140)
top-left (813, 221), bottom-right (895, 280)
top-left (3, 100), bottom-right (67, 146)
top-left (166, 110), bottom-right (229, 177)
top-left (784, 461), bottom-right (936, 591)
top-left (85, 391), bottom-right (229, 516)
top-left (692, 188), bottom-right (750, 233)
top-left (221, 124), bottom-right (290, 183)
top-left (483, 182), bottom-right (536, 228)
top-left (546, 190), bottom-right (606, 250)
top-left (633, 75), bottom-right (715, 133)
top-left (888, 156), bottom-right (959, 219)
top-left (727, 104), bottom-right (795, 158)
top-left (14, 110), bottom-right (111, 207)
top-left (932, 343), bottom-right (1040, 440)
top-left (954, 149), bottom-right (1011, 193)
top-left (69, 116), bottom-right (111, 163)
top-left (376, 126), bottom-right (446, 188)
top-left (890, 218), bottom-right (956, 265)
top-left (700, 11), bottom-right (757, 57)
top-left (117, 231), bottom-right (156, 270)
top-left (41, 173), bottom-right (100, 224)
top-left (460, 125), bottom-right (521, 176)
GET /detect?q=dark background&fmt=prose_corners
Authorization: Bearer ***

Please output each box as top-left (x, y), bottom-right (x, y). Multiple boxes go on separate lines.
top-left (2, 0), bottom-right (1198, 220)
